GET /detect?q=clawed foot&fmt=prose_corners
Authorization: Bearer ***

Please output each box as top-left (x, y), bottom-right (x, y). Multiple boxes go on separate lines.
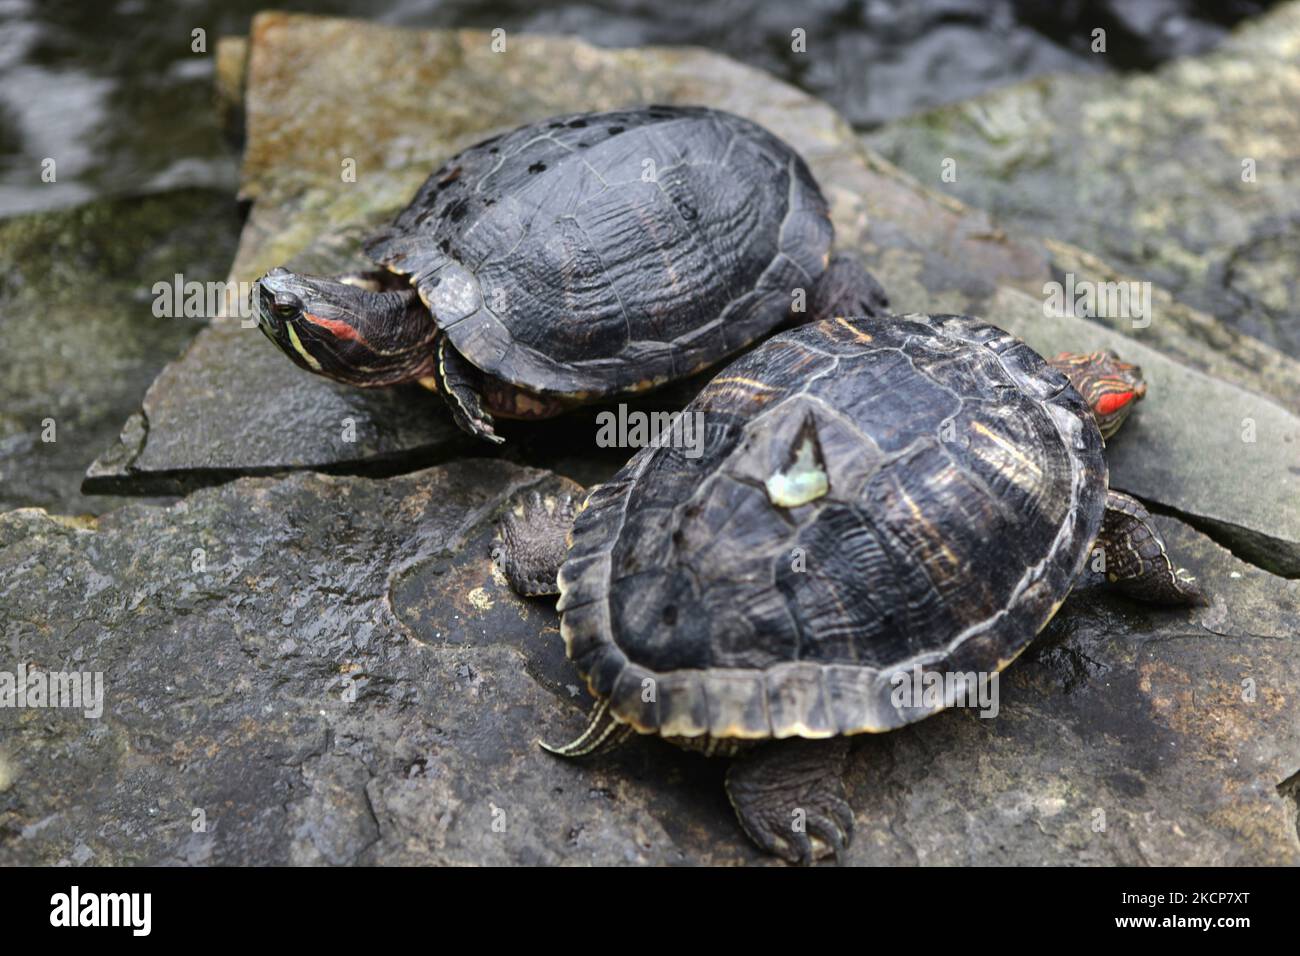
top-left (493, 489), bottom-right (580, 597)
top-left (725, 738), bottom-right (854, 864)
top-left (1099, 491), bottom-right (1209, 607)
top-left (436, 336), bottom-right (504, 444)
top-left (807, 253), bottom-right (889, 322)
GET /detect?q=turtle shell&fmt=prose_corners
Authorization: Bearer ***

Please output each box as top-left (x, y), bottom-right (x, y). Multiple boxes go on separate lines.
top-left (363, 106), bottom-right (832, 397)
top-left (556, 314), bottom-right (1108, 740)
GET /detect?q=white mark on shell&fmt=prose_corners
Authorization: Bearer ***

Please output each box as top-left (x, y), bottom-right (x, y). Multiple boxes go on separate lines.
top-left (765, 429), bottom-right (829, 508)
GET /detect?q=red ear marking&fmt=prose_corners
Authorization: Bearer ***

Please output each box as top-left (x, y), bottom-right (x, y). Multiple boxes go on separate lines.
top-left (1095, 390), bottom-right (1135, 416)
top-left (303, 312), bottom-right (366, 345)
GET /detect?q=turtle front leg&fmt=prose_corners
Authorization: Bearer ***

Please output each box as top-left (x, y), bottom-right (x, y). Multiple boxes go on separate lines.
top-left (1089, 490), bottom-right (1207, 605)
top-left (494, 488), bottom-right (581, 597)
top-left (434, 334), bottom-right (503, 444)
top-left (804, 252), bottom-right (889, 323)
top-left (725, 738), bottom-right (854, 864)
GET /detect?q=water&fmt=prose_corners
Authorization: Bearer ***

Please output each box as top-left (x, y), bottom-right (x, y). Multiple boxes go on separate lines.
top-left (0, 0), bottom-right (1274, 217)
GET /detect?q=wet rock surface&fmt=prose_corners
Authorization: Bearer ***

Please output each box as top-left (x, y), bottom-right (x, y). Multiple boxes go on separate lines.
top-left (1, 463), bottom-right (1295, 865)
top-left (0, 462), bottom-right (752, 865)
top-left (0, 189), bottom-right (240, 514)
top-left (866, 1), bottom-right (1300, 360)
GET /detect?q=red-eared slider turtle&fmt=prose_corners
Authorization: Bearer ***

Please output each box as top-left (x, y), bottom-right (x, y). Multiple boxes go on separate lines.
top-left (495, 313), bottom-right (1205, 863)
top-left (253, 105), bottom-right (886, 443)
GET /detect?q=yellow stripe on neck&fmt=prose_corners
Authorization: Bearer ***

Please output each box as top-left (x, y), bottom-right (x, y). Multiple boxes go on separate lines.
top-left (285, 325), bottom-right (322, 371)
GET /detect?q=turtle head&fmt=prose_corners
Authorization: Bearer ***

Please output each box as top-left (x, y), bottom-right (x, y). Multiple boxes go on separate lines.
top-left (253, 267), bottom-right (438, 387)
top-left (1049, 349), bottom-right (1147, 439)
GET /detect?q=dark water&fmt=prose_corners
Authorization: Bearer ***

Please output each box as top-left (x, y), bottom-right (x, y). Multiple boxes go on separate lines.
top-left (0, 0), bottom-right (1275, 216)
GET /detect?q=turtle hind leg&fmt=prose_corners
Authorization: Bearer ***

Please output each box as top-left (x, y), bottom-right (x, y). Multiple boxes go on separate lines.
top-left (494, 488), bottom-right (580, 597)
top-left (725, 738), bottom-right (854, 864)
top-left (435, 335), bottom-right (503, 444)
top-left (805, 252), bottom-right (889, 323)
top-left (1092, 490), bottom-right (1207, 606)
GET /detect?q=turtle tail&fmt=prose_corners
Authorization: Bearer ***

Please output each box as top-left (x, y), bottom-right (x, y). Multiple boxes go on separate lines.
top-left (540, 699), bottom-right (635, 758)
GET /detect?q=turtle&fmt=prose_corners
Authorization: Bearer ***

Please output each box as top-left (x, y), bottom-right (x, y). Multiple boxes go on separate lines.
top-left (252, 105), bottom-right (887, 443)
top-left (493, 313), bottom-right (1206, 863)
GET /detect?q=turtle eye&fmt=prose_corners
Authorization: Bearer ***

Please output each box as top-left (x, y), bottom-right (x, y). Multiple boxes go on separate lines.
top-left (273, 294), bottom-right (302, 319)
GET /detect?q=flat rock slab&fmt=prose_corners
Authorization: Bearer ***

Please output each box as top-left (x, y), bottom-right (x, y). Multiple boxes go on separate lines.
top-left (91, 13), bottom-right (1300, 509)
top-left (0, 189), bottom-right (239, 513)
top-left (866, 1), bottom-right (1300, 360)
top-left (0, 462), bottom-right (759, 865)
top-left (1, 463), bottom-right (1296, 865)
top-left (83, 318), bottom-right (472, 497)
